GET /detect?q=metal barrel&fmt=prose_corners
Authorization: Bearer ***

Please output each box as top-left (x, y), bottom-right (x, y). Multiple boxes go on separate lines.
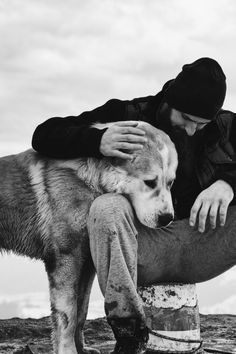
top-left (138, 283), bottom-right (201, 353)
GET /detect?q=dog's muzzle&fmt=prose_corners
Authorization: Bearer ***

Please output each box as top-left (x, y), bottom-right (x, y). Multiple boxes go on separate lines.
top-left (158, 213), bottom-right (174, 227)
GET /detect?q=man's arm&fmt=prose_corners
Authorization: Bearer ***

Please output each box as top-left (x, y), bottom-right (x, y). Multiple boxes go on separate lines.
top-left (32, 99), bottom-right (127, 158)
top-left (216, 114), bottom-right (236, 197)
top-left (190, 114), bottom-right (236, 233)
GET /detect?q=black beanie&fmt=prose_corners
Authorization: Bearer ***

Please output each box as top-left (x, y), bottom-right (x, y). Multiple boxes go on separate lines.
top-left (165, 57), bottom-right (226, 120)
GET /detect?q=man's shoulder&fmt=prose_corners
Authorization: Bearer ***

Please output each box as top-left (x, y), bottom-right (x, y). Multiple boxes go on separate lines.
top-left (214, 109), bottom-right (236, 140)
top-left (103, 86), bottom-right (165, 122)
top-left (217, 108), bottom-right (235, 120)
top-left (126, 94), bottom-right (156, 113)
top-left (107, 94), bottom-right (157, 105)
top-left (107, 93), bottom-right (160, 121)
top-left (104, 94), bottom-right (156, 112)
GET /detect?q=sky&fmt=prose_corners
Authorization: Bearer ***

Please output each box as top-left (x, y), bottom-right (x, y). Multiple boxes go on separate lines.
top-left (1, 0), bottom-right (236, 319)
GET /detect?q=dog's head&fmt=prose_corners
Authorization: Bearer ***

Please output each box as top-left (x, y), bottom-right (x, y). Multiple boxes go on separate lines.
top-left (113, 122), bottom-right (178, 228)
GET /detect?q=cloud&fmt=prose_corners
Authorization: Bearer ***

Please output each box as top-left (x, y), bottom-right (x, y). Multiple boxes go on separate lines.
top-left (200, 295), bottom-right (236, 315)
top-left (0, 142), bottom-right (29, 156)
top-left (219, 268), bottom-right (236, 286)
top-left (1, 0), bottom-right (236, 148)
top-left (0, 292), bottom-right (50, 319)
top-left (0, 291), bottom-right (105, 320)
top-left (87, 300), bottom-right (105, 319)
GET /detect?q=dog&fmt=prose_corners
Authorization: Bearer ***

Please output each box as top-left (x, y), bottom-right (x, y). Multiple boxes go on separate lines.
top-left (0, 122), bottom-right (177, 354)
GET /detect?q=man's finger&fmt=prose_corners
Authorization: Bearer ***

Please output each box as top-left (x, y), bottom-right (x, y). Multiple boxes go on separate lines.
top-left (209, 202), bottom-right (219, 229)
top-left (110, 149), bottom-right (134, 160)
top-left (219, 201), bottom-right (229, 226)
top-left (117, 126), bottom-right (146, 136)
top-left (115, 121), bottom-right (141, 127)
top-left (198, 203), bottom-right (210, 233)
top-left (118, 133), bottom-right (147, 143)
top-left (116, 142), bottom-right (144, 151)
top-left (189, 199), bottom-right (201, 227)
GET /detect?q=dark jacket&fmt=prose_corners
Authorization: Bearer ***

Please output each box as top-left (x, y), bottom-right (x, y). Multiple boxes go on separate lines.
top-left (32, 81), bottom-right (236, 217)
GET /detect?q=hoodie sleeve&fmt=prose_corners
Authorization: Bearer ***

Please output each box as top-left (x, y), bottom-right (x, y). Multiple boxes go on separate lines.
top-left (32, 99), bottom-right (126, 158)
top-left (216, 114), bottom-right (236, 200)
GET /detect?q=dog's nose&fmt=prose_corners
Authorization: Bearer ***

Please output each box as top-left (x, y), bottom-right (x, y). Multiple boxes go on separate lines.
top-left (159, 213), bottom-right (173, 227)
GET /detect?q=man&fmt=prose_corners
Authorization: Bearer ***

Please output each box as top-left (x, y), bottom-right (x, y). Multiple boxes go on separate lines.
top-left (32, 58), bottom-right (236, 354)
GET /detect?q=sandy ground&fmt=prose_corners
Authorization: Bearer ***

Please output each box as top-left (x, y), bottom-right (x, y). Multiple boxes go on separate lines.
top-left (0, 315), bottom-right (236, 353)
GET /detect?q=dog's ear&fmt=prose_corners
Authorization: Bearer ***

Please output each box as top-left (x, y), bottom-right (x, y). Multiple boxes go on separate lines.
top-left (112, 152), bottom-right (156, 178)
top-left (111, 156), bottom-right (127, 167)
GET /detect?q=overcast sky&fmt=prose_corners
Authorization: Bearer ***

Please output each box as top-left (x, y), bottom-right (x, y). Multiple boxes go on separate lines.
top-left (1, 0), bottom-right (236, 318)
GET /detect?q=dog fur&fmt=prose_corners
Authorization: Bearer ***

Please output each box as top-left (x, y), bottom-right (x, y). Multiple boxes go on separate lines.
top-left (0, 122), bottom-right (177, 353)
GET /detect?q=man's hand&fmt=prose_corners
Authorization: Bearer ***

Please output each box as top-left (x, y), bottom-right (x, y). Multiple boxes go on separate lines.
top-left (189, 180), bottom-right (234, 233)
top-left (100, 121), bottom-right (147, 159)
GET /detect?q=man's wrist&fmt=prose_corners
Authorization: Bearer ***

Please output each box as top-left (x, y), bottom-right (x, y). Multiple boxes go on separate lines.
top-left (215, 179), bottom-right (235, 202)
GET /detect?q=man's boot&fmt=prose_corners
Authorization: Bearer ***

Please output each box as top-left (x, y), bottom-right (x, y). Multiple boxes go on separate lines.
top-left (108, 318), bottom-right (149, 354)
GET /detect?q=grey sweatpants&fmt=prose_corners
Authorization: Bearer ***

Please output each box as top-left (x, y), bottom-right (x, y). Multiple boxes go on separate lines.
top-left (88, 193), bottom-right (236, 324)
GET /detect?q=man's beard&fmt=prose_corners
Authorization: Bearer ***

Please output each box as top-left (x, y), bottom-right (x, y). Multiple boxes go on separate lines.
top-left (158, 103), bottom-right (189, 141)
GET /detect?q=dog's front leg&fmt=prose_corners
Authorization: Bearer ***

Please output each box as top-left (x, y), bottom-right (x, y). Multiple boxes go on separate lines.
top-left (74, 255), bottom-right (100, 354)
top-left (46, 253), bottom-right (78, 354)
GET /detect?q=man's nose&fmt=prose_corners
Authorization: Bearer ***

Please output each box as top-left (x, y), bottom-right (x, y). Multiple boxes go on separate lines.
top-left (185, 122), bottom-right (197, 136)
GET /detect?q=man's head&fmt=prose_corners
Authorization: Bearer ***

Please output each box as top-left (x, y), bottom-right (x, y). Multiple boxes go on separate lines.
top-left (169, 109), bottom-right (211, 136)
top-left (164, 57), bottom-right (226, 136)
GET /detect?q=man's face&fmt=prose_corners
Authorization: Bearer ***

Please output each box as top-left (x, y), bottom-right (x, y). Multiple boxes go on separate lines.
top-left (170, 108), bottom-right (211, 136)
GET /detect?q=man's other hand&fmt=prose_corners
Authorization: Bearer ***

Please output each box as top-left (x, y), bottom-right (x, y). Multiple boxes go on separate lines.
top-left (189, 180), bottom-right (234, 233)
top-left (100, 121), bottom-right (147, 160)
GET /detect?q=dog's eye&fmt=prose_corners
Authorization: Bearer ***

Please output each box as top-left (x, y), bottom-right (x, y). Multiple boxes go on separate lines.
top-left (144, 179), bottom-right (157, 189)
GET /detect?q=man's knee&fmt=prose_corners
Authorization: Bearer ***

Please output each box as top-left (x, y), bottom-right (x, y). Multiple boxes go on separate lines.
top-left (88, 193), bottom-right (138, 251)
top-left (88, 193), bottom-right (135, 225)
